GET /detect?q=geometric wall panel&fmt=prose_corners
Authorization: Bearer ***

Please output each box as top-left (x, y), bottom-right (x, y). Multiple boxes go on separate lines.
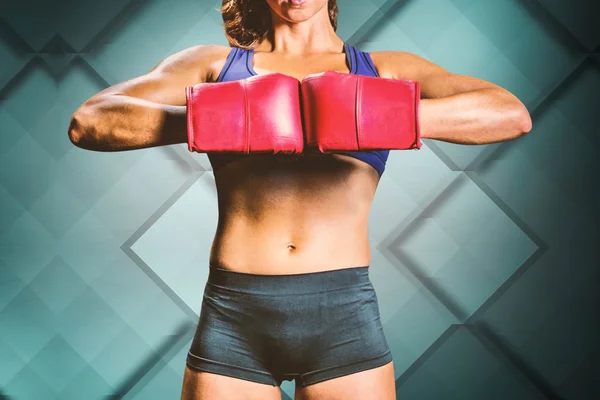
top-left (1, 0), bottom-right (598, 398)
top-left (131, 173), bottom-right (217, 312)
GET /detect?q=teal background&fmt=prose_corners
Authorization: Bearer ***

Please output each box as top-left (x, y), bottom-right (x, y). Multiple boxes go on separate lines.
top-left (0, 0), bottom-right (598, 399)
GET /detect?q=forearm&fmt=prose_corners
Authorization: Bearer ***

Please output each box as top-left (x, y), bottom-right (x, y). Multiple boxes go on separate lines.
top-left (68, 94), bottom-right (187, 151)
top-left (419, 88), bottom-right (532, 145)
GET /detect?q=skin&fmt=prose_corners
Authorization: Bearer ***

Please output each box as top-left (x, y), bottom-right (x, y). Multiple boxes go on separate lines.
top-left (69, 1), bottom-right (532, 399)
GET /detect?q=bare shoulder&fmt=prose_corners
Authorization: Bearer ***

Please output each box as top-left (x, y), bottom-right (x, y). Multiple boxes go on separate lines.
top-left (370, 50), bottom-right (500, 99)
top-left (369, 51), bottom-right (449, 81)
top-left (152, 44), bottom-right (231, 82)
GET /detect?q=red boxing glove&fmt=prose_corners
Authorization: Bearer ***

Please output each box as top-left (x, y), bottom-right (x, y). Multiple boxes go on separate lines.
top-left (301, 71), bottom-right (421, 151)
top-left (186, 73), bottom-right (304, 154)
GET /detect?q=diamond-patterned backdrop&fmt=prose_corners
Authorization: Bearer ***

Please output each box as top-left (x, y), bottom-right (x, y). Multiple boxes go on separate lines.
top-left (0, 0), bottom-right (598, 399)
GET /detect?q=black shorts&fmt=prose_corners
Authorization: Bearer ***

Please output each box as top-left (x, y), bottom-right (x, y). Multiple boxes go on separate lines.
top-left (186, 265), bottom-right (393, 387)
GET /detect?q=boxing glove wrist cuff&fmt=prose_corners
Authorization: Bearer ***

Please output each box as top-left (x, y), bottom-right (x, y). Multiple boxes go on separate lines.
top-left (186, 85), bottom-right (203, 153)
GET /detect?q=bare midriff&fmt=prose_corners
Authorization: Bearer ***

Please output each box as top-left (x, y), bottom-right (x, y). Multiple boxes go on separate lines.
top-left (209, 153), bottom-right (379, 275)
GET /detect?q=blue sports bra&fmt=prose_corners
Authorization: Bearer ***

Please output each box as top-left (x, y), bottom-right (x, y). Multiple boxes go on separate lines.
top-left (208, 43), bottom-right (390, 176)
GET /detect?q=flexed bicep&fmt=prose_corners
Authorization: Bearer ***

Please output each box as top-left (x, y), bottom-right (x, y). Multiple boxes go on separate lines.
top-left (68, 45), bottom-right (230, 151)
top-left (370, 51), bottom-right (531, 144)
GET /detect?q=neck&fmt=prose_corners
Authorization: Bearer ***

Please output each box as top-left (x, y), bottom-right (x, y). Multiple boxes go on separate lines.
top-left (257, 8), bottom-right (343, 56)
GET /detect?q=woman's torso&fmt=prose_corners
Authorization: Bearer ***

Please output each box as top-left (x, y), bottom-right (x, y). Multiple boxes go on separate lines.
top-left (205, 44), bottom-right (387, 275)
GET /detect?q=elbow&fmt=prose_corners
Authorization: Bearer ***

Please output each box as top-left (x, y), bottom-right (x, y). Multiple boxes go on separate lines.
top-left (67, 111), bottom-right (85, 147)
top-left (518, 107), bottom-right (533, 135)
top-left (510, 102), bottom-right (532, 139)
top-left (493, 89), bottom-right (533, 141)
top-left (68, 104), bottom-right (103, 150)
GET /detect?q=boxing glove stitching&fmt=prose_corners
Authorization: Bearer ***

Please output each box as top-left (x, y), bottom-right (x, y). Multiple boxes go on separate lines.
top-left (242, 79), bottom-right (250, 153)
top-left (355, 76), bottom-right (362, 151)
top-left (414, 81), bottom-right (421, 149)
top-left (186, 86), bottom-right (196, 152)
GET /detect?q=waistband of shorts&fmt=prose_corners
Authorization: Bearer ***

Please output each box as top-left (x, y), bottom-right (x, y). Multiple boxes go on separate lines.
top-left (206, 265), bottom-right (371, 294)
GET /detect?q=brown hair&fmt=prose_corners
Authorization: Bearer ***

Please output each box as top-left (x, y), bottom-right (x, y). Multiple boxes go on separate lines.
top-left (221, 0), bottom-right (339, 49)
